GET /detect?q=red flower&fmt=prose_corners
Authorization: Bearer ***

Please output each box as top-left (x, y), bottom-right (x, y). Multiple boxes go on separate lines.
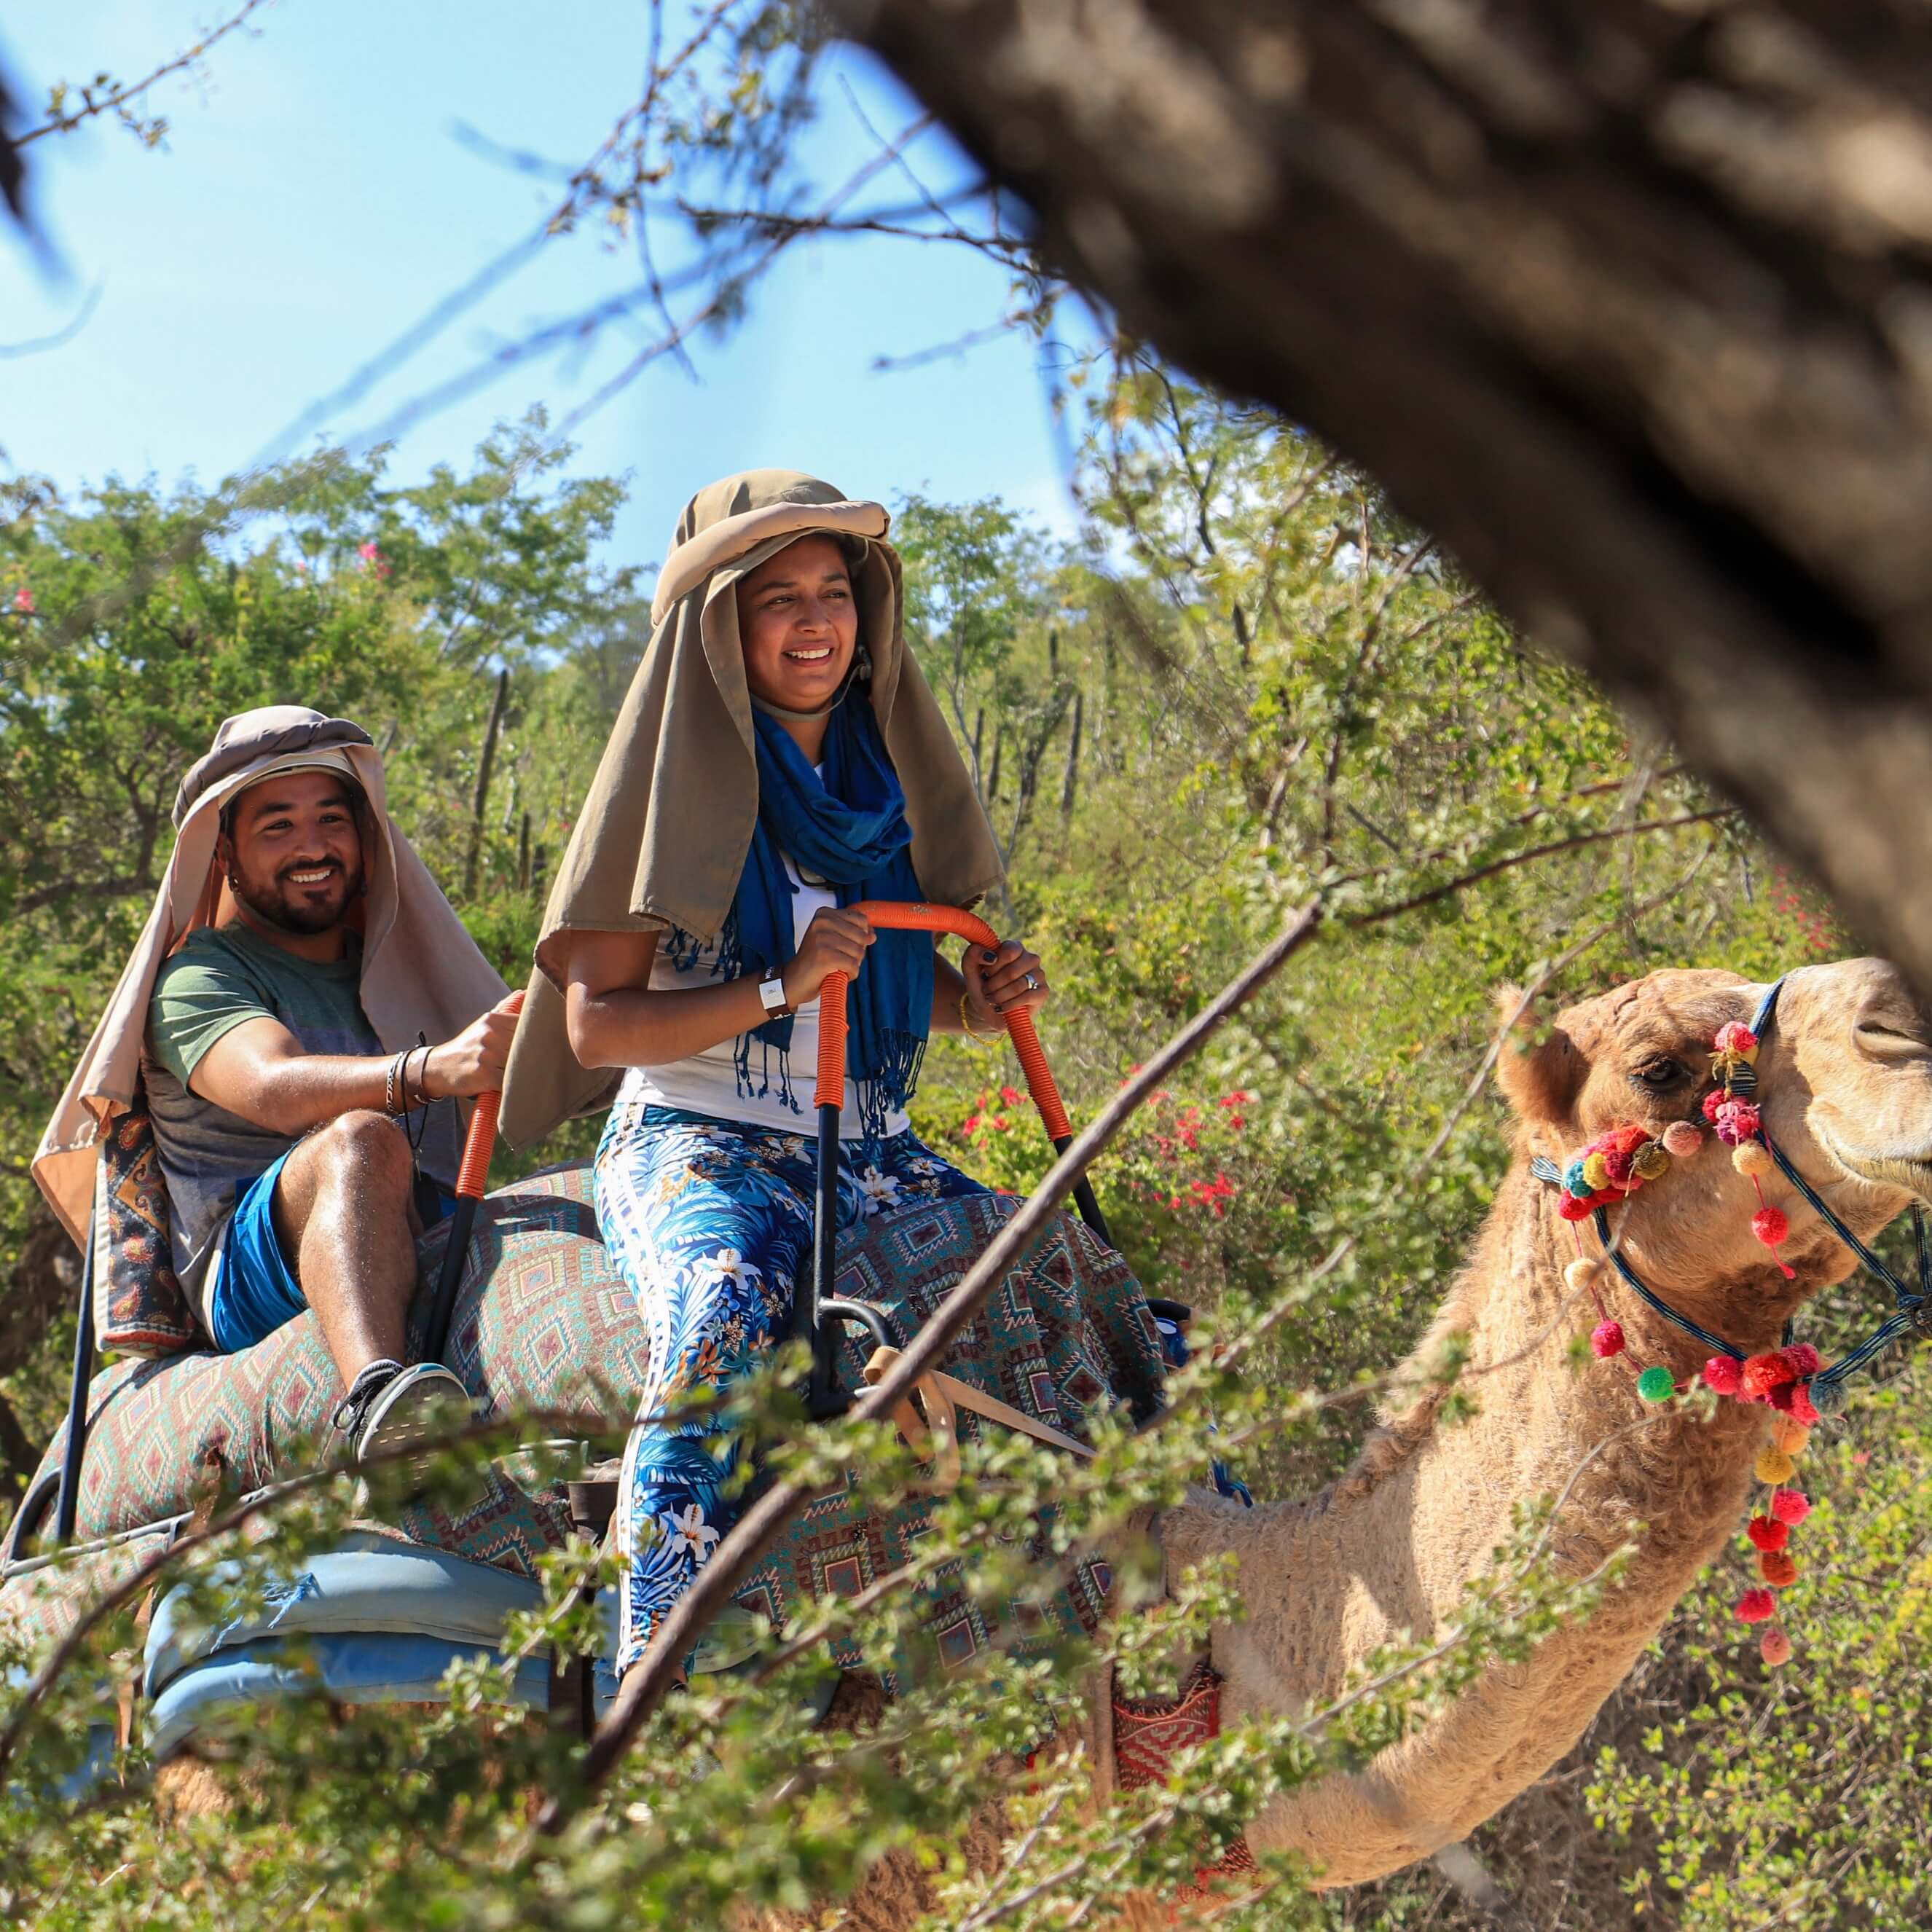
top-left (1000, 1084), bottom-right (1021, 1107)
top-left (10, 586), bottom-right (34, 613)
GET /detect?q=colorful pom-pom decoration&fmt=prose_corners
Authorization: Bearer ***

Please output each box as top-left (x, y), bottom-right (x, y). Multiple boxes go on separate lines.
top-left (1770, 1488), bottom-right (1811, 1526)
top-left (1702, 1089), bottom-right (1727, 1126)
top-left (1760, 1627), bottom-right (1793, 1667)
top-left (1741, 1351), bottom-right (1797, 1400)
top-left (1759, 1550), bottom-right (1799, 1588)
top-left (1582, 1151), bottom-right (1611, 1191)
top-left (1631, 1141), bottom-right (1671, 1182)
top-left (1788, 1383), bottom-right (1821, 1426)
top-left (1636, 1365), bottom-right (1676, 1403)
top-left (1785, 1343), bottom-right (1821, 1376)
top-left (1590, 1320), bottom-right (1626, 1359)
top-left (1746, 1515), bottom-right (1789, 1552)
top-left (1703, 1355), bottom-right (1744, 1397)
top-left (1732, 1141), bottom-right (1775, 1177)
top-left (1562, 1158), bottom-right (1590, 1197)
top-left (1715, 1021), bottom-right (1759, 1056)
top-left (1774, 1416), bottom-right (1812, 1456)
top-left (1714, 1099), bottom-right (1763, 1147)
top-left (1662, 1120), bottom-right (1703, 1157)
top-left (1753, 1205), bottom-right (1790, 1247)
top-left (1736, 1588), bottom-right (1778, 1624)
top-left (1564, 1257), bottom-right (1602, 1292)
top-left (1558, 1193), bottom-right (1595, 1223)
top-left (1756, 1446), bottom-right (1797, 1485)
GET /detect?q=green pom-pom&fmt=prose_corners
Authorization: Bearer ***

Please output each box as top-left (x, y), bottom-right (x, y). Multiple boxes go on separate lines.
top-left (1637, 1366), bottom-right (1676, 1403)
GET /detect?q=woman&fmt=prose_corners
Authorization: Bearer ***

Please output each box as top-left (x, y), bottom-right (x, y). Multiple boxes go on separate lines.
top-left (503, 471), bottom-right (1049, 1673)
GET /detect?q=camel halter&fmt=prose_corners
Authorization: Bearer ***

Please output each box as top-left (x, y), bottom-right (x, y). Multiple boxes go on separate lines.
top-left (1531, 975), bottom-right (1932, 1662)
top-left (1531, 976), bottom-right (1932, 1410)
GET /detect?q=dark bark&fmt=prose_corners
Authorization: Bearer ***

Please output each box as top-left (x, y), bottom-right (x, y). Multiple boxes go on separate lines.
top-left (839, 0), bottom-right (1932, 994)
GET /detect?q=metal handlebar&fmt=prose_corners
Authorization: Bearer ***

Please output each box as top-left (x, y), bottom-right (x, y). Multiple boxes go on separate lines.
top-left (801, 900), bottom-right (1112, 1418)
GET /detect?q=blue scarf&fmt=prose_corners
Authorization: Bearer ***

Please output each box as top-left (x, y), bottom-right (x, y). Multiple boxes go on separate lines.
top-left (705, 699), bottom-right (931, 1134)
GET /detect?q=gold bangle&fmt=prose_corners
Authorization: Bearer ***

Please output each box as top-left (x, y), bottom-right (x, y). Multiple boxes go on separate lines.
top-left (959, 991), bottom-right (1004, 1046)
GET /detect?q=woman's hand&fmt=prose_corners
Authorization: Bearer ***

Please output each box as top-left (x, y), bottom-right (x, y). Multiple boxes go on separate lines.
top-left (962, 938), bottom-right (1049, 1028)
top-left (781, 906), bottom-right (876, 1008)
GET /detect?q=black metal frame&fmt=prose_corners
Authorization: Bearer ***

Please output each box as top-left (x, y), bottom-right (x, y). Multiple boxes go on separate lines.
top-left (801, 1096), bottom-right (1117, 1421)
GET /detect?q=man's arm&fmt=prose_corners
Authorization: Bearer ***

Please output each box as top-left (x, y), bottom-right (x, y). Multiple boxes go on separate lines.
top-left (189, 1001), bottom-right (522, 1138)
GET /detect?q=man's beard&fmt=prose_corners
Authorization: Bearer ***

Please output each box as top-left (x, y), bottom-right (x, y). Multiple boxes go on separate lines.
top-left (233, 854), bottom-right (364, 936)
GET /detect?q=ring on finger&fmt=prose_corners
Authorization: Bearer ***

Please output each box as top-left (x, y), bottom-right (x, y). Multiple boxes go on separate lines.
top-left (1024, 972), bottom-right (1040, 991)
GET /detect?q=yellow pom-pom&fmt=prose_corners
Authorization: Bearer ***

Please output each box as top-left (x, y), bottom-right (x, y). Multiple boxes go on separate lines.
top-left (1564, 1257), bottom-right (1603, 1292)
top-left (1632, 1142), bottom-right (1670, 1182)
top-left (1755, 1446), bottom-right (1796, 1485)
top-left (1732, 1141), bottom-right (1775, 1177)
top-left (1582, 1152), bottom-right (1611, 1190)
top-left (1774, 1416), bottom-right (1812, 1456)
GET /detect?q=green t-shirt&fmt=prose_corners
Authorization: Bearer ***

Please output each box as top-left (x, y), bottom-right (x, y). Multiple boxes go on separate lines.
top-left (142, 923), bottom-right (459, 1309)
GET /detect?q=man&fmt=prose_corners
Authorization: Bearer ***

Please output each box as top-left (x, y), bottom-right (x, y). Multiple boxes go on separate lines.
top-left (136, 714), bottom-right (519, 1466)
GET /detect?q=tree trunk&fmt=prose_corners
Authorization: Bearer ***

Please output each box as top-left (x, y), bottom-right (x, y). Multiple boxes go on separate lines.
top-left (464, 667), bottom-right (510, 902)
top-left (1061, 687), bottom-right (1083, 820)
top-left (838, 0), bottom-right (1932, 997)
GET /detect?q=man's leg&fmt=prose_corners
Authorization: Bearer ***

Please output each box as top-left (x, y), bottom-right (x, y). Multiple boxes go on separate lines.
top-left (270, 1110), bottom-right (420, 1385)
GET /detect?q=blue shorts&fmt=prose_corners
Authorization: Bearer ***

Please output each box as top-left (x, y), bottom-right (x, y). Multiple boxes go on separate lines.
top-left (207, 1148), bottom-right (457, 1356)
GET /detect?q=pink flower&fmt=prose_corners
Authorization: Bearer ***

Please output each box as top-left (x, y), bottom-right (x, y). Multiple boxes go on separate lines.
top-left (12, 586), bottom-right (34, 613)
top-left (999, 1084), bottom-right (1021, 1107)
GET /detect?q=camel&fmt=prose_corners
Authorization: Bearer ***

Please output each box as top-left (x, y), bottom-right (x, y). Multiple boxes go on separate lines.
top-left (1147, 955), bottom-right (1932, 1885)
top-left (8, 955), bottom-right (1927, 1915)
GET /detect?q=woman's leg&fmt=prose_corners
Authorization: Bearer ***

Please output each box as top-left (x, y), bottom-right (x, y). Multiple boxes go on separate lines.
top-left (839, 1128), bottom-right (994, 1227)
top-left (595, 1109), bottom-right (815, 1670)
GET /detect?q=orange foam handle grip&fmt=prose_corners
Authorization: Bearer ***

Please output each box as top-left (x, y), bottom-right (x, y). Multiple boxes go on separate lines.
top-left (848, 900), bottom-right (999, 950)
top-left (454, 989), bottom-right (527, 1198)
top-left (809, 903), bottom-right (1071, 1139)
top-left (456, 1091), bottom-right (501, 1198)
top-left (1005, 1008), bottom-right (1072, 1142)
top-left (816, 969), bottom-right (849, 1110)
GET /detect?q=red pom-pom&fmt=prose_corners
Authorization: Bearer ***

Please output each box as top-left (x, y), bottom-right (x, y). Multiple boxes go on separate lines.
top-left (1759, 1550), bottom-right (1799, 1587)
top-left (1753, 1205), bottom-right (1790, 1247)
top-left (1760, 1627), bottom-right (1794, 1666)
top-left (1606, 1123), bottom-right (1652, 1155)
top-left (1716, 1099), bottom-right (1762, 1146)
top-left (1703, 1356), bottom-right (1744, 1397)
top-left (1784, 1343), bottom-right (1821, 1376)
top-left (1741, 1351), bottom-right (1797, 1399)
top-left (1747, 1515), bottom-right (1789, 1552)
top-left (1602, 1145), bottom-right (1635, 1185)
top-left (1770, 1488), bottom-right (1811, 1526)
top-left (1788, 1383), bottom-right (1821, 1426)
top-left (1716, 1022), bottom-right (1759, 1054)
top-left (1558, 1193), bottom-right (1595, 1222)
top-left (1736, 1587), bottom-right (1778, 1623)
top-left (1703, 1089), bottom-right (1727, 1124)
top-left (1590, 1320), bottom-right (1625, 1359)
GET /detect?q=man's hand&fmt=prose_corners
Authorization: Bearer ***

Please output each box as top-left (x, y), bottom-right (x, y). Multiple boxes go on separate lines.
top-left (423, 994), bottom-right (524, 1100)
top-left (780, 907), bottom-right (876, 1009)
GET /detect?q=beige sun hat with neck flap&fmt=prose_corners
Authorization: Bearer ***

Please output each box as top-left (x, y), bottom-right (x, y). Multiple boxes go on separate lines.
top-left (498, 468), bottom-right (1005, 1150)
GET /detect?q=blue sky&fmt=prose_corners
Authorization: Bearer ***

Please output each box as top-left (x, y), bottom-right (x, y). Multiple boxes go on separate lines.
top-left (1, 1), bottom-right (1088, 578)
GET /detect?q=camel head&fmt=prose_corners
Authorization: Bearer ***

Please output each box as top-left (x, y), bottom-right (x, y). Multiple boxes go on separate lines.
top-left (1499, 957), bottom-right (1932, 1352)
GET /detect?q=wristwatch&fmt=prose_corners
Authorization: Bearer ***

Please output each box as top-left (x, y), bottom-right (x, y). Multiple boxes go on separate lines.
top-left (758, 975), bottom-right (793, 1018)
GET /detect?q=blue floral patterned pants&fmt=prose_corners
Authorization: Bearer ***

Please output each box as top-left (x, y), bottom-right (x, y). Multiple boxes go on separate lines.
top-left (594, 1103), bottom-right (991, 1670)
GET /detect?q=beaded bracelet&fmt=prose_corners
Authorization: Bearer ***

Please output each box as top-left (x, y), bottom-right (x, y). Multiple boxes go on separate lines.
top-left (959, 992), bottom-right (1004, 1046)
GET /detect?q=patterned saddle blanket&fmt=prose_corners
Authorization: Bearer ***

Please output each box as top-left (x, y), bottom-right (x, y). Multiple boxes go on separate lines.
top-left (0, 1166), bottom-right (1166, 1686)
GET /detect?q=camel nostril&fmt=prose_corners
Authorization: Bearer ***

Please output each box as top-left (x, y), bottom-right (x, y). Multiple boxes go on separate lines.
top-left (1854, 1017), bottom-right (1932, 1063)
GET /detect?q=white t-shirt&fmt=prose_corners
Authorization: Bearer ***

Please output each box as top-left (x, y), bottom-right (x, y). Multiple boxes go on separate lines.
top-left (615, 854), bottom-right (913, 1139)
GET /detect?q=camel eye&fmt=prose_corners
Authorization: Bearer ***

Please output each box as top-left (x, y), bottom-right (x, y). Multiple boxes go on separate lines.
top-left (1630, 1056), bottom-right (1689, 1091)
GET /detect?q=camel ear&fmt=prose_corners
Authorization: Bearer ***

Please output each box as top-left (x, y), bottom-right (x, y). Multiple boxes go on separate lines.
top-left (1492, 986), bottom-right (1585, 1127)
